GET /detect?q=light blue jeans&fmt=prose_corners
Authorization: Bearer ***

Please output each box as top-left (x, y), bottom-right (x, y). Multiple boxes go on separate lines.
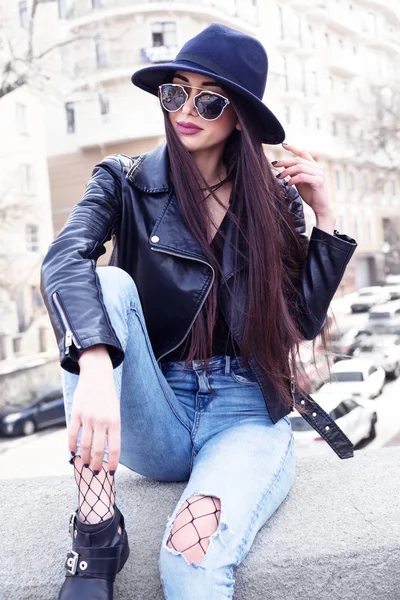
top-left (61, 266), bottom-right (296, 599)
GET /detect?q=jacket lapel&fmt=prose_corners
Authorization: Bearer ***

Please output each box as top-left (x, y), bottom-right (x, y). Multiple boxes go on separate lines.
top-left (126, 142), bottom-right (246, 277)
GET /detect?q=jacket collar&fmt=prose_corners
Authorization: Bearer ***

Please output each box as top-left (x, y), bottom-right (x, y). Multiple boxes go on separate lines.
top-left (126, 143), bottom-right (171, 193)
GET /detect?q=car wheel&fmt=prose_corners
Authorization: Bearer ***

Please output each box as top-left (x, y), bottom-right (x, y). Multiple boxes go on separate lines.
top-left (391, 363), bottom-right (400, 379)
top-left (22, 419), bottom-right (36, 436)
top-left (367, 421), bottom-right (377, 440)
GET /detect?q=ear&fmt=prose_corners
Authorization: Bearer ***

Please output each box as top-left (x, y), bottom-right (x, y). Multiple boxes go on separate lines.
top-left (235, 121), bottom-right (242, 132)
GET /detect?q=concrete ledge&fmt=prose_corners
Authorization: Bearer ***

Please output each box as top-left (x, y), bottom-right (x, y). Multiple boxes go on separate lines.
top-left (2, 447), bottom-right (399, 599)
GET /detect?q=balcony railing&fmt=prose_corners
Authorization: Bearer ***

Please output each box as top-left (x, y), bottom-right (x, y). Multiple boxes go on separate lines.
top-left (63, 0), bottom-right (258, 25)
top-left (141, 44), bottom-right (182, 63)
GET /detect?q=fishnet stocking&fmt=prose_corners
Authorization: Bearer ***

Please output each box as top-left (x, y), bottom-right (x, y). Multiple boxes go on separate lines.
top-left (167, 495), bottom-right (221, 563)
top-left (72, 457), bottom-right (116, 524)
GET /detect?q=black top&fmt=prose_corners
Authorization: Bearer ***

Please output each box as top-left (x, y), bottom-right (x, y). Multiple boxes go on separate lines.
top-left (161, 210), bottom-right (240, 362)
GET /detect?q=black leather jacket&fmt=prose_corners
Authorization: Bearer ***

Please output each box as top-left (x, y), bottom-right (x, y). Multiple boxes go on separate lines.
top-left (40, 143), bottom-right (357, 450)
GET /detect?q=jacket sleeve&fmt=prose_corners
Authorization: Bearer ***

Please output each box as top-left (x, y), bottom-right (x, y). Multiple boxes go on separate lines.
top-left (40, 155), bottom-right (126, 375)
top-left (286, 183), bottom-right (358, 340)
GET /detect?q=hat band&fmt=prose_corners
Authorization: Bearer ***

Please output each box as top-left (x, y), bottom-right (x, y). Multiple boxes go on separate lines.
top-left (175, 52), bottom-right (244, 88)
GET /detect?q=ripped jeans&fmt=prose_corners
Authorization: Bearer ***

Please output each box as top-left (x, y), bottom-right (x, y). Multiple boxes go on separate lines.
top-left (61, 266), bottom-right (296, 599)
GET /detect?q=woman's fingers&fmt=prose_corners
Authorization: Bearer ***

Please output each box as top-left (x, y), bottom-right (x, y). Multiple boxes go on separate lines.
top-left (80, 419), bottom-right (94, 467)
top-left (107, 421), bottom-right (121, 474)
top-left (90, 424), bottom-right (107, 473)
top-left (68, 412), bottom-right (82, 456)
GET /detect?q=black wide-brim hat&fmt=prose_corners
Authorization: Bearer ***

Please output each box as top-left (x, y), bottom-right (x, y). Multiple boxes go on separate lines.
top-left (131, 23), bottom-right (285, 145)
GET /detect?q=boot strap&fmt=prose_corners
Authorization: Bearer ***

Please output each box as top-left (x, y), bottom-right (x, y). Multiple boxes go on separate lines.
top-left (65, 543), bottom-right (125, 580)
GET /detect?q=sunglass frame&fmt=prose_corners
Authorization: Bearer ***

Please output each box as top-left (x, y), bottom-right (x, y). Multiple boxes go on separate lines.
top-left (158, 83), bottom-right (231, 121)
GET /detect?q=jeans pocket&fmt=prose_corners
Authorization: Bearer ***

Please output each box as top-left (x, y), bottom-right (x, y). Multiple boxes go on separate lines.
top-left (230, 367), bottom-right (259, 386)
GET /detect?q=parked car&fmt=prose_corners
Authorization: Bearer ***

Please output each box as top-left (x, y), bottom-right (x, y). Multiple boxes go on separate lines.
top-left (350, 286), bottom-right (391, 313)
top-left (386, 275), bottom-right (400, 285)
top-left (367, 300), bottom-right (400, 334)
top-left (383, 283), bottom-right (400, 300)
top-left (330, 328), bottom-right (372, 362)
top-left (319, 359), bottom-right (386, 399)
top-left (353, 334), bottom-right (400, 379)
top-left (294, 342), bottom-right (333, 393)
top-left (289, 391), bottom-right (377, 455)
top-left (0, 387), bottom-right (65, 437)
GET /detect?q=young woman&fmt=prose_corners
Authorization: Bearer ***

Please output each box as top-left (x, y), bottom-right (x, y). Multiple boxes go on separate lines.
top-left (40, 23), bottom-right (357, 600)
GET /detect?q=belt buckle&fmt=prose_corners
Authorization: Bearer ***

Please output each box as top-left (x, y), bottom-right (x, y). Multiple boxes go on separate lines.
top-left (66, 550), bottom-right (79, 575)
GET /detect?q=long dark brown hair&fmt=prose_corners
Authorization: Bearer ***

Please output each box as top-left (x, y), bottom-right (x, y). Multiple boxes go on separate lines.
top-left (162, 85), bottom-right (330, 413)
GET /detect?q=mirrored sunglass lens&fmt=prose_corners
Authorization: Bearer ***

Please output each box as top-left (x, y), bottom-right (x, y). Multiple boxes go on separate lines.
top-left (196, 94), bottom-right (226, 119)
top-left (160, 85), bottom-right (186, 111)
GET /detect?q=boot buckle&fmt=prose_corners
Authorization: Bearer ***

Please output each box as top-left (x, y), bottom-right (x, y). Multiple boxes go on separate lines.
top-left (68, 512), bottom-right (76, 538)
top-left (65, 550), bottom-right (79, 575)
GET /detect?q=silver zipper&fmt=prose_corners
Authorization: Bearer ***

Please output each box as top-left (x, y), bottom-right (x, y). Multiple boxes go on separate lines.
top-left (52, 292), bottom-right (82, 356)
top-left (150, 246), bottom-right (215, 361)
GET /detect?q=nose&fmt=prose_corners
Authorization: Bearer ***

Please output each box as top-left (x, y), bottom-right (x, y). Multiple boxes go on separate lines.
top-left (180, 89), bottom-right (198, 118)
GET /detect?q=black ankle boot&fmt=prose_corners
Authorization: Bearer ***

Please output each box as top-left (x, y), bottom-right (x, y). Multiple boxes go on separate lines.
top-left (58, 506), bottom-right (130, 600)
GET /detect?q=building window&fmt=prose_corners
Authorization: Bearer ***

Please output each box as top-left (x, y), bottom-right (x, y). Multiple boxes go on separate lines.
top-left (352, 217), bottom-right (359, 240)
top-left (26, 224), bottom-right (39, 252)
top-left (19, 1), bottom-right (29, 29)
top-left (301, 63), bottom-right (307, 96)
top-left (16, 103), bottom-right (28, 135)
top-left (311, 71), bottom-right (318, 95)
top-left (99, 92), bottom-right (110, 115)
top-left (366, 216), bottom-right (374, 241)
top-left (391, 180), bottom-right (397, 195)
top-left (151, 22), bottom-right (177, 47)
top-left (278, 7), bottom-right (285, 40)
top-left (21, 164), bottom-right (35, 194)
top-left (95, 34), bottom-right (109, 68)
top-left (335, 169), bottom-right (341, 190)
top-left (349, 171), bottom-right (355, 191)
top-left (303, 110), bottom-right (309, 127)
top-left (91, 0), bottom-right (103, 7)
top-left (65, 102), bottom-right (75, 133)
top-left (58, 0), bottom-right (69, 18)
top-left (316, 116), bottom-right (321, 130)
top-left (282, 56), bottom-right (289, 92)
top-left (284, 105), bottom-right (291, 124)
top-left (332, 120), bottom-right (337, 136)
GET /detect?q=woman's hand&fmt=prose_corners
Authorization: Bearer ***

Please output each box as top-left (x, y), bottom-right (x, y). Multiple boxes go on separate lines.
top-left (272, 142), bottom-right (334, 221)
top-left (68, 356), bottom-right (121, 475)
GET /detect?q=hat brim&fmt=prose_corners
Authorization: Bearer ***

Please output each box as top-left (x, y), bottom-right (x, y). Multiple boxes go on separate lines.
top-left (131, 61), bottom-right (285, 145)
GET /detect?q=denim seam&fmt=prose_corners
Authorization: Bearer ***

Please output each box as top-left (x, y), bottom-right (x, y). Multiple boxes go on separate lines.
top-left (128, 306), bottom-right (192, 434)
top-left (233, 434), bottom-right (295, 565)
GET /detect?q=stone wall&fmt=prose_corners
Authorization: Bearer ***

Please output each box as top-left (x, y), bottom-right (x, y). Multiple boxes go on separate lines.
top-left (1, 447), bottom-right (399, 599)
top-left (0, 352), bottom-right (62, 406)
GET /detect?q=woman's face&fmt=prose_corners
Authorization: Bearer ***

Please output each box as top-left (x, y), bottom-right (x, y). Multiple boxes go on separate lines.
top-left (165, 70), bottom-right (240, 152)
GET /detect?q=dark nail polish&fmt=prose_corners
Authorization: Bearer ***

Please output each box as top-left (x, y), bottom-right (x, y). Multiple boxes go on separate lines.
top-left (84, 463), bottom-right (90, 469)
top-left (282, 142), bottom-right (288, 146)
top-left (109, 470), bottom-right (115, 476)
top-left (93, 470), bottom-right (100, 476)
top-left (276, 173), bottom-right (282, 178)
top-left (70, 451), bottom-right (75, 457)
top-left (271, 161), bottom-right (278, 165)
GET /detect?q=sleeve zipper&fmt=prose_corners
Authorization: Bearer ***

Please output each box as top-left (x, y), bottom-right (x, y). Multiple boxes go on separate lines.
top-left (52, 292), bottom-right (82, 356)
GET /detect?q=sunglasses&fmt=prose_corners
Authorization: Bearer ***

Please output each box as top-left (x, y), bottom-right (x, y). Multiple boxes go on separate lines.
top-left (158, 83), bottom-right (231, 121)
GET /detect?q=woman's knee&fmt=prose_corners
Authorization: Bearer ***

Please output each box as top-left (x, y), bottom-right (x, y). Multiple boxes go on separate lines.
top-left (163, 495), bottom-right (222, 566)
top-left (95, 266), bottom-right (139, 307)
